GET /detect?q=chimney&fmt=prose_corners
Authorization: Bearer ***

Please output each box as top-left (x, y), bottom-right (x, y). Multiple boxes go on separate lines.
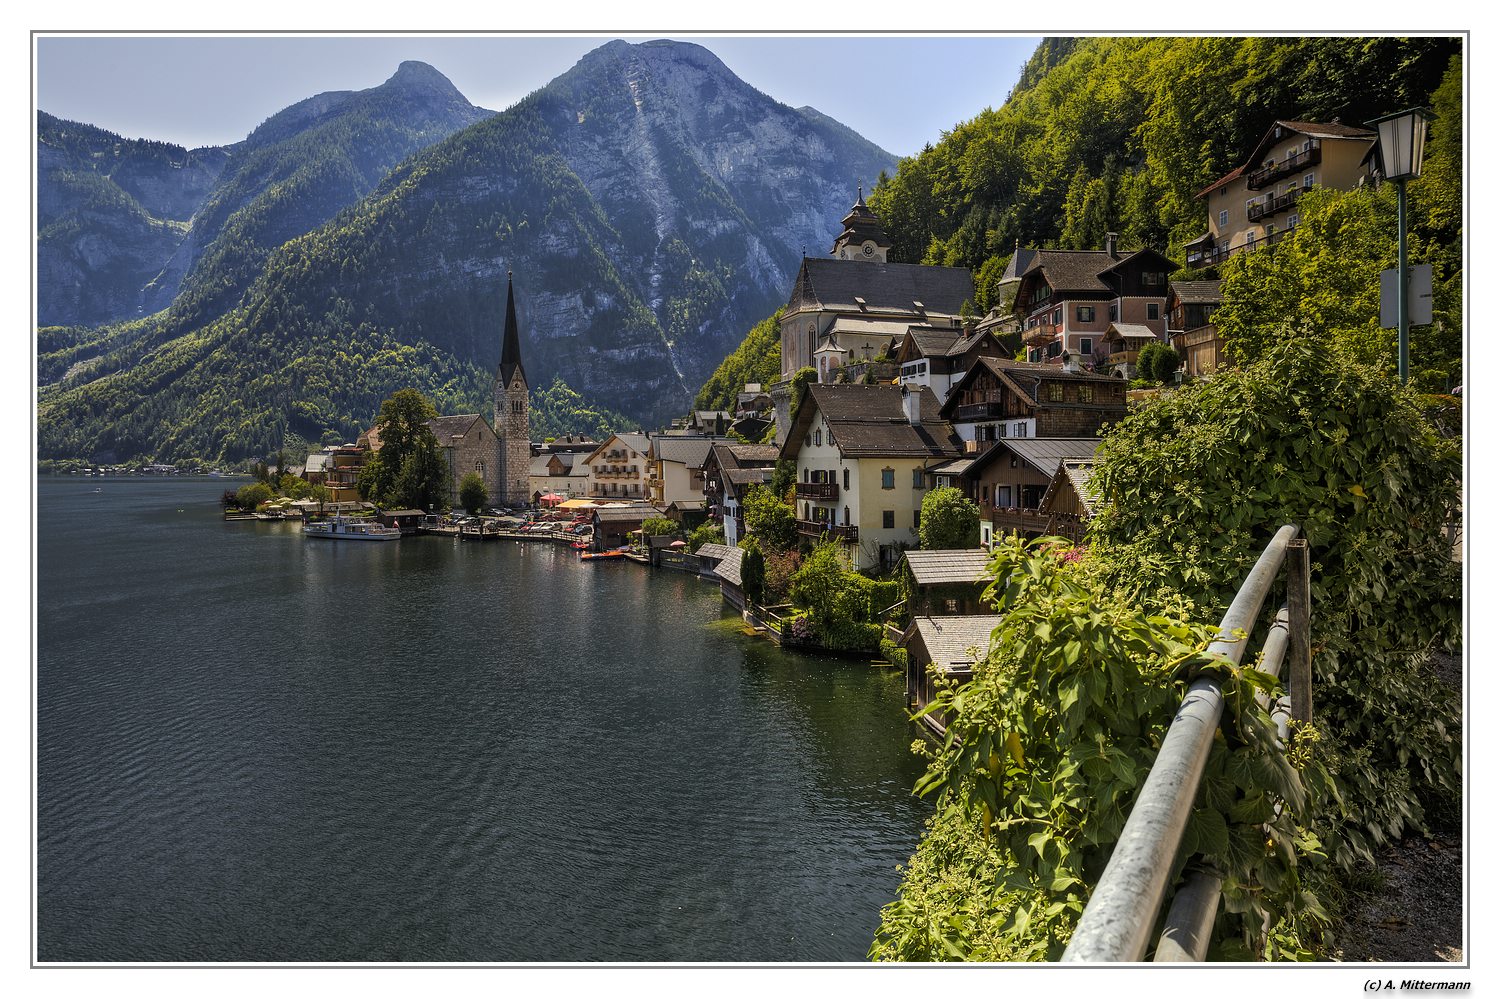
top-left (1061, 351), bottom-right (1080, 374)
top-left (901, 385), bottom-right (921, 426)
top-left (1104, 231), bottom-right (1118, 258)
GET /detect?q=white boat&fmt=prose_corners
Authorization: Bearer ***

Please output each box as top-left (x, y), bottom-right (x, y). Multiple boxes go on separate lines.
top-left (302, 515), bottom-right (401, 541)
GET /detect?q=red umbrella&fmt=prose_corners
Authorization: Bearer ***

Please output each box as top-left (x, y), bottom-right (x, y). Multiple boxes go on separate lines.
top-left (540, 493), bottom-right (565, 505)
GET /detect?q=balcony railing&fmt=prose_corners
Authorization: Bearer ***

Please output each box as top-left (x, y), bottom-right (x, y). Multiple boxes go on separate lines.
top-left (1246, 186), bottom-right (1304, 222)
top-left (796, 520), bottom-right (859, 541)
top-left (986, 506), bottom-right (1051, 535)
top-left (1022, 323), bottom-right (1060, 347)
top-left (1106, 349), bottom-right (1140, 366)
top-left (1186, 244), bottom-right (1231, 268)
top-left (795, 481), bottom-right (840, 501)
top-left (1246, 145), bottom-right (1320, 190)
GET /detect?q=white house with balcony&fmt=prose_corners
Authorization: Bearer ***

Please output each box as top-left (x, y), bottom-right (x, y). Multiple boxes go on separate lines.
top-left (583, 432), bottom-right (652, 500)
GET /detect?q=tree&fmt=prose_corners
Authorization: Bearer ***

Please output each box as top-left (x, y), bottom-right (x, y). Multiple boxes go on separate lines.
top-left (234, 482), bottom-right (273, 509)
top-left (458, 471), bottom-right (488, 514)
top-left (919, 486), bottom-right (980, 549)
top-left (1138, 341), bottom-right (1180, 383)
top-left (688, 522), bottom-right (724, 552)
top-left (359, 388), bottom-right (447, 509)
top-left (641, 517), bottom-right (677, 537)
top-left (739, 537), bottom-right (766, 606)
top-left (789, 541), bottom-right (849, 624)
top-left (741, 484), bottom-right (798, 552)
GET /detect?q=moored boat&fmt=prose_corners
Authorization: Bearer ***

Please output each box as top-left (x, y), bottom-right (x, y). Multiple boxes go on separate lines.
top-left (303, 515), bottom-right (401, 541)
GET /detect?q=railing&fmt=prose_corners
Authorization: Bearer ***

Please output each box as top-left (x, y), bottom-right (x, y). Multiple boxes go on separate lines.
top-left (1062, 525), bottom-right (1311, 962)
top-left (987, 506), bottom-right (1050, 534)
top-left (1106, 349), bottom-right (1140, 366)
top-left (1246, 145), bottom-right (1320, 190)
top-left (1186, 244), bottom-right (1231, 268)
top-left (1023, 323), bottom-right (1060, 347)
top-left (796, 520), bottom-right (858, 541)
top-left (1246, 187), bottom-right (1304, 222)
top-left (795, 481), bottom-right (840, 500)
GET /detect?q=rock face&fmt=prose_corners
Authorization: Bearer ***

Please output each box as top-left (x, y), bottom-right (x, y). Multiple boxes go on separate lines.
top-left (37, 41), bottom-right (896, 462)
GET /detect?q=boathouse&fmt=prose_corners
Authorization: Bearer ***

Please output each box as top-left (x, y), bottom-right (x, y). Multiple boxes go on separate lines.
top-left (901, 615), bottom-right (1002, 735)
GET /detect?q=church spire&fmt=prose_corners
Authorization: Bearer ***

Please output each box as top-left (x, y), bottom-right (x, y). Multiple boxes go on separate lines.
top-left (499, 271), bottom-right (526, 386)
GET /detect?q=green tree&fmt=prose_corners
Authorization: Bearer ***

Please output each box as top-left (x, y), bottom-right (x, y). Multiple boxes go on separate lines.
top-left (741, 484), bottom-right (798, 552)
top-left (641, 517), bottom-right (677, 537)
top-left (359, 388), bottom-right (444, 507)
top-left (789, 541), bottom-right (849, 624)
top-left (234, 482), bottom-right (273, 509)
top-left (739, 537), bottom-right (766, 606)
top-left (688, 522), bottom-right (725, 552)
top-left (918, 486), bottom-right (981, 549)
top-left (458, 471), bottom-right (488, 514)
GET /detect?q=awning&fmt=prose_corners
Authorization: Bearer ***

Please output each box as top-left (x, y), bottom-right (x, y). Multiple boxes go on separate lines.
top-left (559, 499), bottom-right (597, 510)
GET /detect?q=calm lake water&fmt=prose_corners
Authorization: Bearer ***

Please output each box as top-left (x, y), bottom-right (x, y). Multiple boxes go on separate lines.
top-left (36, 477), bottom-right (930, 962)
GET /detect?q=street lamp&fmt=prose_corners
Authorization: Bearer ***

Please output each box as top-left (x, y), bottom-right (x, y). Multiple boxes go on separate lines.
top-left (1367, 107), bottom-right (1434, 384)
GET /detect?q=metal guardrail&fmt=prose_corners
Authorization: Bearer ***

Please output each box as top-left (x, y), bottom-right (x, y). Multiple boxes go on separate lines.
top-left (1062, 525), bottom-right (1311, 962)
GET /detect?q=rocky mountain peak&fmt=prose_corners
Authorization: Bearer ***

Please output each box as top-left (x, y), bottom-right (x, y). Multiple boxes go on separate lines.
top-left (384, 60), bottom-right (465, 99)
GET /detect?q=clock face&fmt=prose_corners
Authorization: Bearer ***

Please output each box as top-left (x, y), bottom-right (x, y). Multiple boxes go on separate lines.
top-left (862, 243), bottom-right (874, 257)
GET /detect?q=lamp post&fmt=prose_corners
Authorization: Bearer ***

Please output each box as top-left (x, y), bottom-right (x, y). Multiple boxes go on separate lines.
top-left (1367, 107), bottom-right (1434, 384)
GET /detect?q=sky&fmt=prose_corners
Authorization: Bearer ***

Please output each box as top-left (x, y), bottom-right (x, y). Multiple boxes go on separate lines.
top-left (33, 34), bottom-right (1042, 160)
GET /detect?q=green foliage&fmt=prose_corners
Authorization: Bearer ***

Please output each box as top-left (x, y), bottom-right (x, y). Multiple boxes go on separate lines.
top-left (688, 522), bottom-right (725, 552)
top-left (359, 388), bottom-right (449, 510)
top-left (1136, 341), bottom-right (1181, 385)
top-left (789, 542), bottom-right (848, 624)
top-left (872, 537), bottom-right (1331, 961)
top-left (919, 486), bottom-right (981, 549)
top-left (787, 366), bottom-right (817, 425)
top-left (459, 471), bottom-right (489, 514)
top-left (694, 309), bottom-right (783, 412)
top-left (529, 374), bottom-right (630, 441)
top-left (234, 482), bottom-right (273, 509)
top-left (738, 536), bottom-right (766, 606)
top-left (641, 517), bottom-right (678, 537)
top-left (868, 37), bottom-right (1457, 269)
top-left (1087, 339), bottom-right (1460, 871)
top-left (741, 484), bottom-right (798, 553)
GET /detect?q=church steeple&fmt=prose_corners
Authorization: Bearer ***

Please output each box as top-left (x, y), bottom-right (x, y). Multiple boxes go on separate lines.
top-left (499, 271), bottom-right (526, 387)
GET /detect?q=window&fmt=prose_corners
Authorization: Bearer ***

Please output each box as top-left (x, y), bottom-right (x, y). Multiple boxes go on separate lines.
top-left (843, 468), bottom-right (850, 490)
top-left (802, 467), bottom-right (809, 482)
top-left (1245, 232), bottom-right (1257, 250)
top-left (1142, 271), bottom-right (1162, 286)
top-left (881, 467), bottom-right (895, 490)
top-left (1047, 383), bottom-right (1064, 402)
top-left (913, 510), bottom-right (921, 530)
top-left (1014, 422), bottom-right (1028, 438)
top-left (1077, 305), bottom-right (1094, 322)
top-left (997, 423), bottom-right (1008, 438)
top-left (843, 506), bottom-right (850, 525)
top-left (1108, 303), bottom-right (1119, 322)
top-left (996, 485), bottom-right (1013, 507)
top-left (1047, 340), bottom-right (1062, 358)
top-left (1079, 384), bottom-right (1095, 403)
top-left (813, 428), bottom-right (822, 446)
top-left (882, 510), bottom-right (895, 529)
top-left (1246, 198), bottom-right (1259, 214)
top-left (1051, 308), bottom-right (1062, 326)
top-left (1288, 213), bottom-right (1300, 229)
top-left (1148, 303), bottom-right (1160, 321)
top-left (1304, 173), bottom-right (1315, 189)
top-left (912, 468), bottom-right (924, 489)
top-left (1265, 223), bottom-right (1276, 238)
top-left (1218, 209), bottom-right (1229, 227)
top-left (1080, 337), bottom-right (1092, 355)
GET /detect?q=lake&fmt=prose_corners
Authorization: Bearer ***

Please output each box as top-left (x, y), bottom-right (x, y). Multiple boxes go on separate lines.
top-left (36, 477), bottom-right (930, 962)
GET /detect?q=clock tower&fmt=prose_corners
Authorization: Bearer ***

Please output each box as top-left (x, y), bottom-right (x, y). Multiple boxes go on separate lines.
top-left (830, 187), bottom-right (893, 263)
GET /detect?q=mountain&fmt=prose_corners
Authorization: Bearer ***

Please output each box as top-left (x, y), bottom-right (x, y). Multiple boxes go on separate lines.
top-left (36, 113), bottom-right (229, 327)
top-left (38, 40), bottom-right (897, 464)
top-left (36, 61), bottom-right (493, 330)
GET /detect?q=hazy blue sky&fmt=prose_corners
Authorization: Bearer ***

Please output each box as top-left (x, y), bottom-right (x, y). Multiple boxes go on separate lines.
top-left (34, 34), bottom-right (1041, 159)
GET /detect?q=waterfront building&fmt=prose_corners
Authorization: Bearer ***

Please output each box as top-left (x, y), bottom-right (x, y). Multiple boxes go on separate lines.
top-left (584, 432), bottom-right (652, 500)
top-left (900, 615), bottom-right (1002, 736)
top-left (591, 503), bottom-right (667, 550)
top-left (899, 549), bottom-right (994, 617)
top-left (528, 450), bottom-right (590, 501)
top-left (1167, 280), bottom-right (1226, 379)
top-left (648, 436), bottom-right (717, 512)
top-left (960, 437), bottom-right (1103, 546)
top-left (778, 383), bottom-right (964, 572)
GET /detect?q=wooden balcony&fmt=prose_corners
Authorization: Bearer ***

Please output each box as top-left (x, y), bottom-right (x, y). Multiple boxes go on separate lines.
top-left (1106, 349), bottom-right (1139, 366)
top-left (795, 481), bottom-right (840, 501)
top-left (1186, 244), bottom-right (1231, 268)
top-left (797, 520), bottom-right (859, 542)
top-left (1022, 323), bottom-right (1060, 347)
top-left (1246, 186), bottom-right (1304, 222)
top-left (985, 506), bottom-right (1051, 535)
top-left (1246, 145), bottom-right (1320, 190)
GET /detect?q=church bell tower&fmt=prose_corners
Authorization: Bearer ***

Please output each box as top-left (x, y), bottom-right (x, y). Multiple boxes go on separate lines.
top-left (494, 272), bottom-right (531, 508)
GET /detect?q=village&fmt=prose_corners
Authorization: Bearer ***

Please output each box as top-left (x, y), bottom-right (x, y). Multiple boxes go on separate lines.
top-left (218, 116), bottom-right (1422, 742)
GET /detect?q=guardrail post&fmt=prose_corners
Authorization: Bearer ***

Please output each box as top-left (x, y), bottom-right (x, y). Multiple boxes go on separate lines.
top-left (1286, 538), bottom-right (1312, 724)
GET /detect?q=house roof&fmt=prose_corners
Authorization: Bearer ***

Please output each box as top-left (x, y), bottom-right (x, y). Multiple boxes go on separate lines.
top-left (713, 546), bottom-right (745, 587)
top-left (429, 413), bottom-right (486, 441)
top-left (653, 436), bottom-right (716, 468)
top-left (782, 384), bottom-right (964, 461)
top-left (1020, 249), bottom-right (1116, 294)
top-left (725, 467), bottom-right (774, 486)
top-left (592, 504), bottom-right (666, 523)
top-left (1195, 165), bottom-right (1245, 199)
top-left (928, 456), bottom-right (976, 477)
top-left (941, 356), bottom-right (1122, 421)
top-left (785, 257), bottom-right (974, 319)
top-left (998, 244), bottom-right (1039, 285)
top-left (587, 432), bottom-right (651, 463)
top-left (694, 543), bottom-right (736, 563)
top-left (499, 274), bottom-right (527, 388)
top-left (900, 615), bottom-right (1003, 672)
top-left (305, 453), bottom-right (329, 473)
top-left (967, 437), bottom-right (1104, 479)
top-left (529, 455), bottom-right (553, 476)
top-left (1168, 280), bottom-right (1224, 306)
top-left (1198, 120), bottom-right (1375, 199)
top-left (714, 442), bottom-right (780, 467)
top-left (1101, 323), bottom-right (1160, 345)
top-left (1040, 458), bottom-right (1100, 517)
top-left (831, 190), bottom-right (895, 252)
top-left (902, 549), bottom-right (993, 587)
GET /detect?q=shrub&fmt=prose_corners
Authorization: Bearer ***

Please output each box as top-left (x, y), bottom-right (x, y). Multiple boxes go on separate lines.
top-left (641, 517), bottom-right (677, 537)
top-left (919, 486), bottom-right (981, 549)
top-left (235, 482), bottom-right (273, 509)
top-left (739, 537), bottom-right (766, 606)
top-left (688, 522), bottom-right (725, 552)
top-left (459, 471), bottom-right (488, 515)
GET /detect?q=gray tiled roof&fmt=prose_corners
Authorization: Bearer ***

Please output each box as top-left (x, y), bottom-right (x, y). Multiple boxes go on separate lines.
top-left (714, 547), bottom-right (745, 587)
top-left (793, 384), bottom-right (964, 460)
top-left (1169, 280), bottom-right (1224, 305)
top-left (694, 543), bottom-right (736, 563)
top-left (1021, 250), bottom-right (1117, 294)
top-left (902, 549), bottom-right (993, 587)
top-left (1003, 437), bottom-right (1104, 475)
top-left (653, 436), bottom-right (717, 468)
top-left (592, 504), bottom-right (666, 522)
top-left (902, 615), bottom-right (1003, 672)
top-left (787, 258), bottom-right (974, 318)
top-left (428, 413), bottom-right (486, 440)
